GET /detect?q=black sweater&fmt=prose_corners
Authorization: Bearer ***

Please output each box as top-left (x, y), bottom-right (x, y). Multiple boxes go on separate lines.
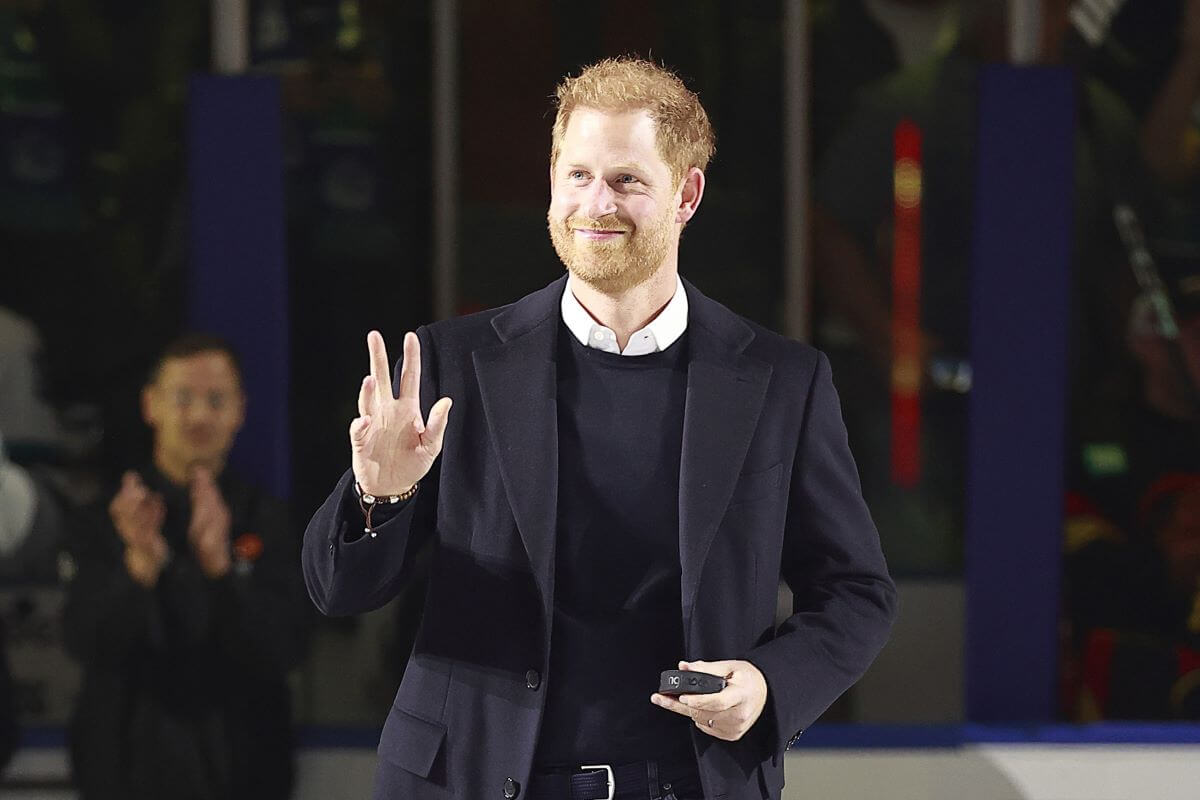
top-left (534, 323), bottom-right (696, 766)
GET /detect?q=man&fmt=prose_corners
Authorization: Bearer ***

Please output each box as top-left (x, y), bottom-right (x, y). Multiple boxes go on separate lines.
top-left (304, 58), bottom-right (896, 800)
top-left (64, 335), bottom-right (309, 800)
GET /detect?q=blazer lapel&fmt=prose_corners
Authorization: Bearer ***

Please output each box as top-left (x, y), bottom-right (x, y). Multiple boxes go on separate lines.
top-left (470, 275), bottom-right (772, 636)
top-left (678, 280), bottom-right (773, 641)
top-left (472, 278), bottom-right (565, 612)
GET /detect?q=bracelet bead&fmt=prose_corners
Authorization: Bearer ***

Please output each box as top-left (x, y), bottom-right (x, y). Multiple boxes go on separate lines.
top-left (354, 481), bottom-right (419, 536)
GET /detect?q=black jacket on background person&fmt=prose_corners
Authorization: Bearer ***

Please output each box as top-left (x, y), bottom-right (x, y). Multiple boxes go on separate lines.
top-left (63, 466), bottom-right (309, 800)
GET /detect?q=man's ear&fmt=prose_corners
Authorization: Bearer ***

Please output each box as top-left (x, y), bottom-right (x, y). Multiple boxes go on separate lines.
top-left (140, 384), bottom-right (157, 428)
top-left (676, 167), bottom-right (705, 225)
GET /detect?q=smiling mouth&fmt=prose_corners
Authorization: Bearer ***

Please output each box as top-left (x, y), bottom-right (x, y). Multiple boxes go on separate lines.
top-left (574, 228), bottom-right (627, 238)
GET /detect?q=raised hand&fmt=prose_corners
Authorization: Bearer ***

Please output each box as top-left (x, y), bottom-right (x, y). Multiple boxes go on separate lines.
top-left (110, 471), bottom-right (169, 588)
top-left (188, 467), bottom-right (232, 579)
top-left (351, 331), bottom-right (452, 496)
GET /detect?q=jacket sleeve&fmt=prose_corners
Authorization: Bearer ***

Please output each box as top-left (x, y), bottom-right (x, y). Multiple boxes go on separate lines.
top-left (302, 325), bottom-right (441, 617)
top-left (745, 351), bottom-right (898, 754)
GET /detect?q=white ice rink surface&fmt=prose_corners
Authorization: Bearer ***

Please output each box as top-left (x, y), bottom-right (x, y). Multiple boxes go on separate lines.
top-left (784, 745), bottom-right (1200, 800)
top-left (6, 744), bottom-right (1200, 800)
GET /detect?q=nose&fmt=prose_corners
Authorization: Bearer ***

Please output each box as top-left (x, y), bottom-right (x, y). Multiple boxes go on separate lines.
top-left (580, 178), bottom-right (618, 220)
top-left (182, 401), bottom-right (214, 426)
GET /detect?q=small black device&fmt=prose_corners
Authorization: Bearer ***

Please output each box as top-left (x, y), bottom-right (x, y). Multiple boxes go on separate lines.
top-left (658, 669), bottom-right (726, 695)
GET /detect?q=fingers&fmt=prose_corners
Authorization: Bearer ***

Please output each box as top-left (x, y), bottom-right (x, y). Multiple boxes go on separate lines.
top-left (124, 495), bottom-right (165, 552)
top-left (650, 689), bottom-right (742, 743)
top-left (188, 492), bottom-right (211, 540)
top-left (367, 330), bottom-right (392, 401)
top-left (133, 527), bottom-right (167, 558)
top-left (397, 331), bottom-right (421, 403)
top-left (188, 468), bottom-right (229, 544)
top-left (110, 478), bottom-right (133, 519)
top-left (146, 493), bottom-right (166, 531)
top-left (659, 663), bottom-right (741, 714)
top-left (649, 693), bottom-right (730, 739)
top-left (112, 472), bottom-right (165, 545)
top-left (670, 690), bottom-right (739, 714)
top-left (190, 467), bottom-right (227, 512)
top-left (421, 397), bottom-right (453, 453)
top-left (680, 659), bottom-right (736, 679)
top-left (367, 330), bottom-right (421, 405)
top-left (349, 415), bottom-right (372, 446)
top-left (189, 469), bottom-right (215, 518)
top-left (190, 466), bottom-right (214, 494)
top-left (652, 659), bottom-right (744, 717)
top-left (650, 693), bottom-right (698, 720)
top-left (358, 375), bottom-right (376, 417)
top-left (112, 471), bottom-right (146, 509)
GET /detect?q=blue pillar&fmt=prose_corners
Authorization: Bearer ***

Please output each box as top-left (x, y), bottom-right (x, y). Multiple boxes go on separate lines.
top-left (187, 75), bottom-right (290, 499)
top-left (965, 65), bottom-right (1075, 721)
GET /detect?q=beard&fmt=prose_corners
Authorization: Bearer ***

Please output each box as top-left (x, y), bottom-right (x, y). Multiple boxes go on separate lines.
top-left (547, 206), bottom-right (675, 294)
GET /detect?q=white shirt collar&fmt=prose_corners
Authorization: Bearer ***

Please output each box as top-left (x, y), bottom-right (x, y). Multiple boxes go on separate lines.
top-left (560, 275), bottom-right (689, 356)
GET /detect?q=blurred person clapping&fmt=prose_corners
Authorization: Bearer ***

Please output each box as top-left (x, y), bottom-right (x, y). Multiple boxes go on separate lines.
top-left (63, 335), bottom-right (309, 800)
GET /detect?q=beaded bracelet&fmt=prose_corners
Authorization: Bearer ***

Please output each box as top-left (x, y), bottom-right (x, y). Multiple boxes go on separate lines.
top-left (354, 480), bottom-right (419, 537)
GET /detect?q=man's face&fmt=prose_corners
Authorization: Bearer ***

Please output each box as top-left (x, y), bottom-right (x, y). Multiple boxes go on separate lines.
top-left (142, 351), bottom-right (245, 474)
top-left (548, 107), bottom-right (682, 293)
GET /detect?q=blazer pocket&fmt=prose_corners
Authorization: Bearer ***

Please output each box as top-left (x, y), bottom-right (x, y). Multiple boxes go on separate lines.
top-left (729, 462), bottom-right (783, 507)
top-left (378, 707), bottom-right (447, 779)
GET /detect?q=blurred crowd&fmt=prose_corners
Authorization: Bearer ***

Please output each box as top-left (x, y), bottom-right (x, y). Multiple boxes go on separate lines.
top-left (810, 0), bottom-right (1200, 719)
top-left (2, 0), bottom-right (1200, 794)
top-left (1059, 0), bottom-right (1200, 716)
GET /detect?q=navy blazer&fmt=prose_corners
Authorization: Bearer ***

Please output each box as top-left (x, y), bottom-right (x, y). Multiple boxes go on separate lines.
top-left (303, 275), bottom-right (897, 800)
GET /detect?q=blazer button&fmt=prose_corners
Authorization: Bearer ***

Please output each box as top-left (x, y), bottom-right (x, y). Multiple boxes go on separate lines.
top-left (525, 669), bottom-right (541, 690)
top-left (503, 777), bottom-right (520, 798)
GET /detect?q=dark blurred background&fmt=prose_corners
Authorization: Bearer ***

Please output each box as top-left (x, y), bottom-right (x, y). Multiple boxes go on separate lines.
top-left (2, 0), bottom-right (1200, 794)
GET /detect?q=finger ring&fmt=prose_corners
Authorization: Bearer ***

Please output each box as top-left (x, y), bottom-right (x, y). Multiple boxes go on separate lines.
top-left (707, 718), bottom-right (714, 728)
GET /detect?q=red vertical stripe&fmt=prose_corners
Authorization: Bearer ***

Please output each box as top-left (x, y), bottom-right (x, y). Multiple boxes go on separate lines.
top-left (891, 119), bottom-right (923, 487)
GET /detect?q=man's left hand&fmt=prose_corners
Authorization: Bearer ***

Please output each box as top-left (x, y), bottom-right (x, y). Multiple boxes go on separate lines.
top-left (650, 660), bottom-right (768, 741)
top-left (188, 467), bottom-right (232, 579)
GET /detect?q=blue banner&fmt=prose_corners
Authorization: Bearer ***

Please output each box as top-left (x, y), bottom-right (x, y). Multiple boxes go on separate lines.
top-left (187, 75), bottom-right (290, 499)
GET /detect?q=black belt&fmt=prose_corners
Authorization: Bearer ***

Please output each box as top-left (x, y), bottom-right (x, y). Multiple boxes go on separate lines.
top-left (527, 756), bottom-right (701, 800)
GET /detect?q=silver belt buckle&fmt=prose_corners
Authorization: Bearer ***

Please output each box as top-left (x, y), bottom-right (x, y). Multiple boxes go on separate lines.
top-left (580, 763), bottom-right (614, 800)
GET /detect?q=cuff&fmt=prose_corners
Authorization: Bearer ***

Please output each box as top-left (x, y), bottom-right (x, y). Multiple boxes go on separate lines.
top-left (341, 481), bottom-right (420, 543)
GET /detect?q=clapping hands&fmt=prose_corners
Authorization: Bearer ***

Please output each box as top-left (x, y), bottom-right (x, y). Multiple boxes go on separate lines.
top-left (110, 471), bottom-right (169, 588)
top-left (188, 467), bottom-right (232, 579)
top-left (110, 467), bottom-right (234, 585)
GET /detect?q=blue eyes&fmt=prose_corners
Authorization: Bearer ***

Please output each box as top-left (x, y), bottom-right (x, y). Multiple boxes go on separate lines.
top-left (567, 170), bottom-right (639, 185)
